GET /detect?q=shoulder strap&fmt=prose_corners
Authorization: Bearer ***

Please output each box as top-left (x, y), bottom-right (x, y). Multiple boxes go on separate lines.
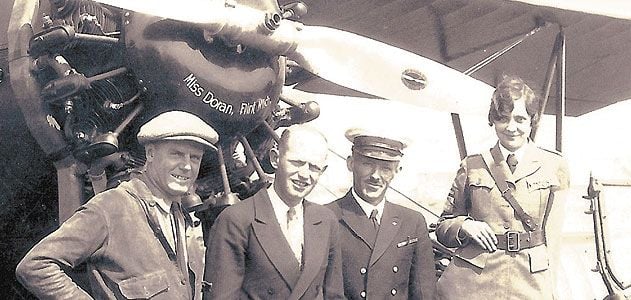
top-left (480, 151), bottom-right (539, 232)
top-left (126, 190), bottom-right (178, 260)
top-left (540, 190), bottom-right (555, 243)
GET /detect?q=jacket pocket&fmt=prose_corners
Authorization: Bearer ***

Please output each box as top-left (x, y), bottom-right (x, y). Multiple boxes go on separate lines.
top-left (526, 175), bottom-right (559, 193)
top-left (453, 244), bottom-right (488, 269)
top-left (467, 170), bottom-right (495, 190)
top-left (528, 246), bottom-right (549, 273)
top-left (118, 270), bottom-right (170, 299)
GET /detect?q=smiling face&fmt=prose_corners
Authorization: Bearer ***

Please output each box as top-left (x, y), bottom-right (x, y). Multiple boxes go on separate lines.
top-left (348, 154), bottom-right (400, 205)
top-left (271, 126), bottom-right (328, 206)
top-left (493, 97), bottom-right (532, 152)
top-left (144, 140), bottom-right (204, 199)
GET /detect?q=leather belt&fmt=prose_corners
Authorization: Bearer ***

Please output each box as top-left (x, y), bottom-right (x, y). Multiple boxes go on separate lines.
top-left (496, 230), bottom-right (545, 252)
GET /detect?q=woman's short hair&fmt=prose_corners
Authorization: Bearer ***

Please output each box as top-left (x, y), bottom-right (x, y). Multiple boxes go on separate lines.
top-left (487, 75), bottom-right (541, 127)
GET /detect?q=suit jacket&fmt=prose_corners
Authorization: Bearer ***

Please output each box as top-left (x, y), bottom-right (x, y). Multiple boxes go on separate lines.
top-left (203, 188), bottom-right (344, 299)
top-left (15, 176), bottom-right (205, 300)
top-left (435, 142), bottom-right (569, 300)
top-left (325, 192), bottom-right (437, 300)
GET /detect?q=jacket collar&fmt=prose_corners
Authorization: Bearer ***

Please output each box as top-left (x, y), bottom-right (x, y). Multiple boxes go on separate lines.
top-left (351, 188), bottom-right (386, 223)
top-left (290, 201), bottom-right (329, 299)
top-left (339, 191), bottom-right (378, 249)
top-left (338, 191), bottom-right (403, 264)
top-left (121, 177), bottom-right (201, 281)
top-left (490, 142), bottom-right (542, 183)
top-left (251, 189), bottom-right (330, 296)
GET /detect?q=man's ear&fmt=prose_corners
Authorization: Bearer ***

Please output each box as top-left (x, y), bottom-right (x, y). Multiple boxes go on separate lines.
top-left (346, 155), bottom-right (353, 172)
top-left (145, 144), bottom-right (155, 163)
top-left (269, 148), bottom-right (279, 169)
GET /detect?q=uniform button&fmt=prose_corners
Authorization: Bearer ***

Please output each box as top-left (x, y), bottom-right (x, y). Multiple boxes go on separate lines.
top-left (360, 267), bottom-right (367, 274)
top-left (360, 291), bottom-right (366, 298)
top-left (180, 279), bottom-right (187, 285)
top-left (392, 266), bottom-right (398, 273)
top-left (267, 288), bottom-right (274, 295)
top-left (503, 223), bottom-right (511, 229)
top-left (391, 288), bottom-right (397, 296)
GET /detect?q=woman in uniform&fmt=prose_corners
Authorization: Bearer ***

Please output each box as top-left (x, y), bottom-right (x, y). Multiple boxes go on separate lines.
top-left (435, 76), bottom-right (570, 299)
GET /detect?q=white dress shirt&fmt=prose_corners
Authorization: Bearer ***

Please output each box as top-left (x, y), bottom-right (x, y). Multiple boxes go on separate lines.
top-left (351, 188), bottom-right (386, 225)
top-left (153, 196), bottom-right (188, 265)
top-left (498, 141), bottom-right (527, 163)
top-left (154, 197), bottom-right (177, 251)
top-left (268, 186), bottom-right (304, 265)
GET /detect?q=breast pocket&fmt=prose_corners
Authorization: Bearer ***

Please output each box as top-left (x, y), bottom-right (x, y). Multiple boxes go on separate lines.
top-left (526, 176), bottom-right (559, 203)
top-left (118, 270), bottom-right (170, 299)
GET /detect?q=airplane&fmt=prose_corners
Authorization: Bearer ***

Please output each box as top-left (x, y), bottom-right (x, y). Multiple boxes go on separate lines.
top-left (1, 0), bottom-right (630, 299)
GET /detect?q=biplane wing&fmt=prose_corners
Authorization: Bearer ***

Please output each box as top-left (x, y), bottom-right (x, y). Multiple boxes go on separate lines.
top-left (281, 0), bottom-right (631, 116)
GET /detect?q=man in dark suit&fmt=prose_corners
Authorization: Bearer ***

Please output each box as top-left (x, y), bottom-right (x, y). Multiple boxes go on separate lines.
top-left (326, 128), bottom-right (437, 299)
top-left (203, 124), bottom-right (344, 299)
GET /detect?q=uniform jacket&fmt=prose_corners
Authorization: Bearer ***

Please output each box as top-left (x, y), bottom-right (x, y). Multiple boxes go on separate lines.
top-left (15, 176), bottom-right (205, 300)
top-left (203, 188), bottom-right (344, 300)
top-left (325, 191), bottom-right (437, 300)
top-left (435, 143), bottom-right (569, 300)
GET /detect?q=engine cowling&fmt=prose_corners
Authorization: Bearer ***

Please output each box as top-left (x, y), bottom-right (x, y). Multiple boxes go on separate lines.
top-left (123, 13), bottom-right (285, 138)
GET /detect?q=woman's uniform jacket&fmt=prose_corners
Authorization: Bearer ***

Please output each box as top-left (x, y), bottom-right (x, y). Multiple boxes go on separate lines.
top-left (325, 191), bottom-right (437, 300)
top-left (15, 176), bottom-right (205, 299)
top-left (435, 142), bottom-right (569, 300)
top-left (203, 188), bottom-right (344, 299)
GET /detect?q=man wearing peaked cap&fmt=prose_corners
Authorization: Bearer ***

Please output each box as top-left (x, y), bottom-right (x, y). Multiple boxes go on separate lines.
top-left (325, 127), bottom-right (437, 299)
top-left (17, 110), bottom-right (216, 300)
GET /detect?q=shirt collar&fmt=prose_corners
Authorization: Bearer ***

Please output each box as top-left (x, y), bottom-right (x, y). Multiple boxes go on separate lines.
top-left (154, 196), bottom-right (172, 214)
top-left (351, 188), bottom-right (385, 223)
top-left (268, 185), bottom-right (304, 224)
top-left (132, 174), bottom-right (173, 213)
top-left (498, 140), bottom-right (528, 162)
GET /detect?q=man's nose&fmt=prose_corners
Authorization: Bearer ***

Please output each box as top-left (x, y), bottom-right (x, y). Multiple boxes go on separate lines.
top-left (297, 166), bottom-right (310, 178)
top-left (180, 156), bottom-right (193, 170)
top-left (369, 167), bottom-right (382, 179)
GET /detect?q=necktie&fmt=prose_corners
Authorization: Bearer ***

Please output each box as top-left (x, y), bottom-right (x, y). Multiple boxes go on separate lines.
top-left (369, 209), bottom-right (379, 230)
top-left (287, 207), bottom-right (302, 266)
top-left (507, 153), bottom-right (518, 173)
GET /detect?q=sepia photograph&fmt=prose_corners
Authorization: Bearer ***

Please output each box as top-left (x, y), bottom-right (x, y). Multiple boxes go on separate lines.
top-left (1, 0), bottom-right (630, 299)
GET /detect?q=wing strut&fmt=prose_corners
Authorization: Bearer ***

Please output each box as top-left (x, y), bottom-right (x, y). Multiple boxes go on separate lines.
top-left (530, 26), bottom-right (567, 152)
top-left (453, 25), bottom-right (546, 160)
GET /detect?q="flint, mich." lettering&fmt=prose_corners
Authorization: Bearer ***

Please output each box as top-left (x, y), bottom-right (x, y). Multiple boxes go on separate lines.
top-left (239, 96), bottom-right (271, 115)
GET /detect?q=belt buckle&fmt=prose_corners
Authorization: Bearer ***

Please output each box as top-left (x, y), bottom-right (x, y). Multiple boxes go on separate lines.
top-left (506, 231), bottom-right (520, 252)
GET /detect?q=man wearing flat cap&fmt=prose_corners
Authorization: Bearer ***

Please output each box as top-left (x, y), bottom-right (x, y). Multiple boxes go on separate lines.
top-left (325, 128), bottom-right (437, 299)
top-left (16, 111), bottom-right (217, 300)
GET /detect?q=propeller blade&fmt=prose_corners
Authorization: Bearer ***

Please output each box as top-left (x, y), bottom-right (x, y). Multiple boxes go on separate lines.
top-left (287, 26), bottom-right (494, 115)
top-left (93, 0), bottom-right (492, 114)
top-left (93, 0), bottom-right (299, 53)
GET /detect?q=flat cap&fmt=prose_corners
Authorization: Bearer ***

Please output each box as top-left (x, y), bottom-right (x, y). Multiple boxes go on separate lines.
top-left (137, 111), bottom-right (218, 150)
top-left (345, 127), bottom-right (407, 161)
